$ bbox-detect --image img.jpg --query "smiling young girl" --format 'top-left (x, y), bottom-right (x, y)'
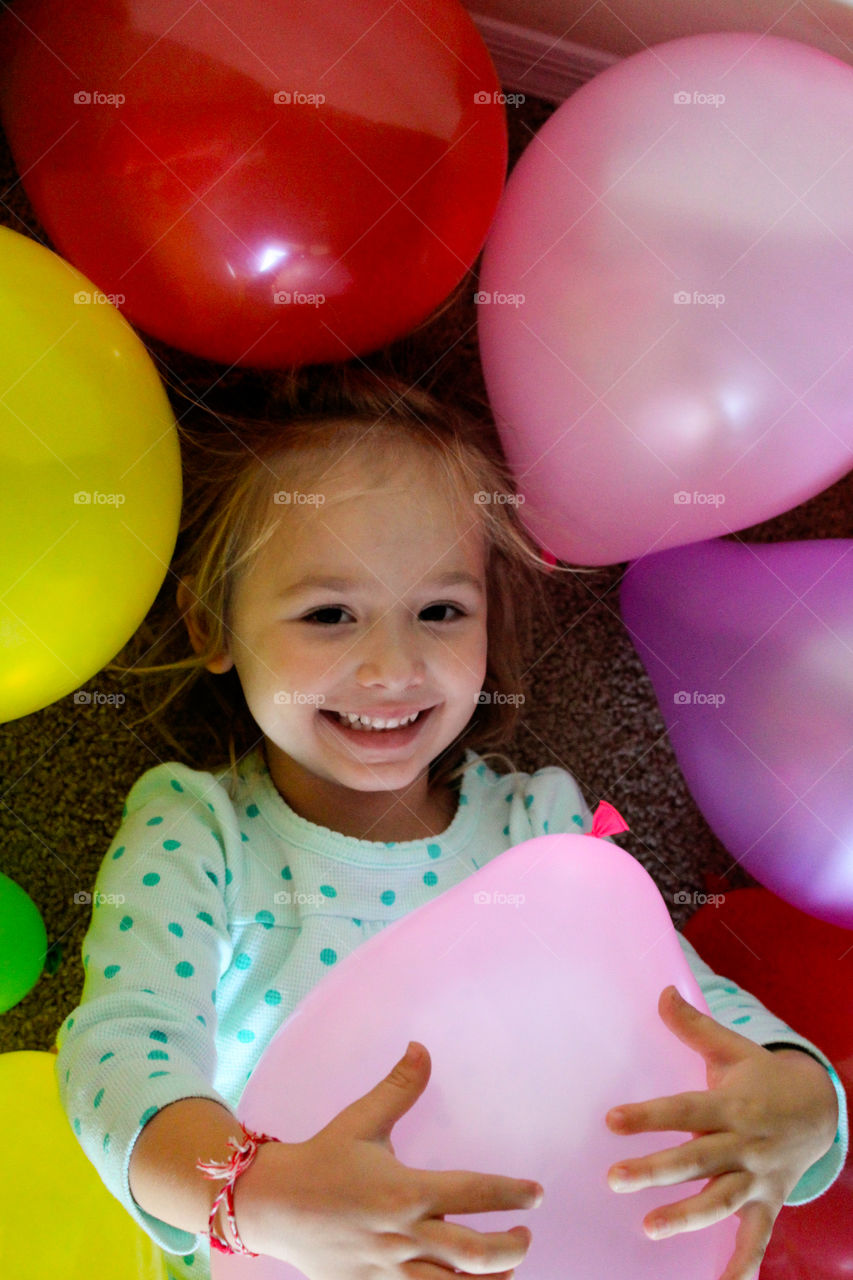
top-left (56, 367), bottom-right (846, 1280)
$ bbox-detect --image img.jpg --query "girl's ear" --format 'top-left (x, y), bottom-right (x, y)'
top-left (176, 576), bottom-right (233, 674)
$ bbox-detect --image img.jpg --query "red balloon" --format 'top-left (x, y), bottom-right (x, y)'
top-left (0, 1), bottom-right (506, 367)
top-left (683, 887), bottom-right (853, 1279)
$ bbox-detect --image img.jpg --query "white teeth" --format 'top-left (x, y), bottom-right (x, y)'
top-left (335, 710), bottom-right (421, 730)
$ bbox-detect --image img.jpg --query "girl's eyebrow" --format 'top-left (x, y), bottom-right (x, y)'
top-left (277, 571), bottom-right (483, 598)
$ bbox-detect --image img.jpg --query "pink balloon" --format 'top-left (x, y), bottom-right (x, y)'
top-left (215, 833), bottom-right (737, 1279)
top-left (620, 539), bottom-right (853, 929)
top-left (477, 33), bottom-right (853, 565)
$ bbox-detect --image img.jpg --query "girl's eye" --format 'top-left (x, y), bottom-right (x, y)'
top-left (300, 604), bottom-right (465, 626)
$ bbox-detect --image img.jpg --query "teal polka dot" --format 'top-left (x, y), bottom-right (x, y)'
top-left (246, 803), bottom-right (260, 818)
top-left (476, 764), bottom-right (486, 776)
top-left (264, 989), bottom-right (282, 1005)
top-left (235, 953), bottom-right (252, 970)
top-left (170, 779), bottom-right (184, 793)
top-left (320, 885), bottom-right (337, 898)
top-left (99, 1052), bottom-right (115, 1064)
top-left (142, 988), bottom-right (155, 994)
top-left (426, 843), bottom-right (441, 859)
top-left (163, 839), bottom-right (181, 851)
top-left (168, 922), bottom-right (183, 938)
top-left (67, 1017), bottom-right (74, 1029)
top-left (176, 961), bottom-right (194, 979)
top-left (723, 985), bottom-right (738, 994)
top-left (423, 871), bottom-right (438, 886)
top-left (121, 804), bottom-right (128, 818)
top-left (352, 918), bottom-right (361, 926)
top-left (196, 1015), bottom-right (206, 1026)
top-left (211, 831), bottom-right (225, 853)
top-left (103, 1133), bottom-right (111, 1154)
top-left (104, 964), bottom-right (121, 979)
top-left (320, 948), bottom-right (337, 965)
top-left (240, 832), bottom-right (249, 842)
top-left (505, 793), bottom-right (513, 802)
top-left (237, 1029), bottom-right (255, 1043)
top-left (205, 869), bottom-right (219, 886)
top-left (571, 814), bottom-right (584, 828)
top-left (140, 1106), bottom-right (158, 1126)
top-left (380, 890), bottom-right (395, 905)
top-left (111, 846), bottom-right (125, 860)
top-left (733, 1015), bottom-right (752, 1024)
top-left (384, 841), bottom-right (396, 848)
top-left (255, 910), bottom-right (274, 928)
top-left (119, 916), bottom-right (133, 931)
top-left (149, 1071), bottom-right (169, 1079)
top-left (93, 1088), bottom-right (104, 1109)
top-left (207, 802), bottom-right (214, 812)
top-left (142, 873), bottom-right (160, 887)
top-left (502, 825), bottom-right (510, 836)
top-left (149, 1030), bottom-right (168, 1043)
top-left (181, 1254), bottom-right (196, 1267)
top-left (543, 820), bottom-right (549, 833)
top-left (73, 1117), bottom-right (81, 1135)
top-left (225, 867), bottom-right (233, 886)
top-left (197, 911), bottom-right (213, 926)
top-left (281, 865), bottom-right (292, 880)
top-left (148, 1050), bottom-right (169, 1061)
top-left (146, 816), bottom-right (164, 826)
top-left (459, 794), bottom-right (468, 804)
top-left (524, 795), bottom-right (533, 809)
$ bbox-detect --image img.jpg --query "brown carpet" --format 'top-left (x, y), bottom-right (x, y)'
top-left (2, 90), bottom-right (852, 1057)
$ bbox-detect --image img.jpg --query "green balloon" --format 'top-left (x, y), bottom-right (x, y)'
top-left (0, 872), bottom-right (47, 1013)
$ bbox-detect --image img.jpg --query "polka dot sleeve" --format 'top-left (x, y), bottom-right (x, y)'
top-left (677, 932), bottom-right (849, 1206)
top-left (54, 763), bottom-right (239, 1255)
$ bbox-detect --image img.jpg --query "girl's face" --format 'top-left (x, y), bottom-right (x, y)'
top-left (196, 446), bottom-right (489, 805)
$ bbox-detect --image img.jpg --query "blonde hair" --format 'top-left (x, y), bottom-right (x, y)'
top-left (108, 363), bottom-right (592, 801)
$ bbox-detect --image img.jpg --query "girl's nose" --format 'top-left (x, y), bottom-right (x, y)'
top-left (356, 620), bottom-right (426, 688)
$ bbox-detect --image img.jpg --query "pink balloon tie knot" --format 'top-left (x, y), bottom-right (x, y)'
top-left (587, 800), bottom-right (630, 839)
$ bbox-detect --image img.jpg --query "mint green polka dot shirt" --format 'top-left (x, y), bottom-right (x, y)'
top-left (54, 746), bottom-right (848, 1280)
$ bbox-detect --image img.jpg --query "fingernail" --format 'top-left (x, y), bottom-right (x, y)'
top-left (608, 1108), bottom-right (625, 1126)
top-left (608, 1166), bottom-right (631, 1191)
top-left (405, 1041), bottom-right (422, 1063)
top-left (527, 1182), bottom-right (544, 1206)
top-left (646, 1217), bottom-right (669, 1239)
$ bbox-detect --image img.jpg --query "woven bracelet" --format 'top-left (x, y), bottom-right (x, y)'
top-left (197, 1125), bottom-right (281, 1255)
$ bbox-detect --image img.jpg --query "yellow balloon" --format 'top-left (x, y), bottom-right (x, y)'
top-left (0, 1052), bottom-right (168, 1279)
top-left (0, 227), bottom-right (181, 722)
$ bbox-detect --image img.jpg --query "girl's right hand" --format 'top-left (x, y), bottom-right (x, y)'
top-left (231, 1040), bottom-right (543, 1280)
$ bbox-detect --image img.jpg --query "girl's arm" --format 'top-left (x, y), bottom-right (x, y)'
top-left (128, 1096), bottom-right (246, 1244)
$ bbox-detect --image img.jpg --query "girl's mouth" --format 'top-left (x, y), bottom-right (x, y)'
top-left (318, 705), bottom-right (435, 749)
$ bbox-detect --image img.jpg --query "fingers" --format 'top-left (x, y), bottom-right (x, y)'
top-left (717, 1201), bottom-right (776, 1280)
top-left (608, 1131), bottom-right (736, 1191)
top-left (419, 1169), bottom-right (543, 1218)
top-left (606, 1088), bottom-right (721, 1135)
top-left (637, 1169), bottom-right (754, 1239)
top-left (658, 987), bottom-right (757, 1069)
top-left (410, 1219), bottom-right (533, 1276)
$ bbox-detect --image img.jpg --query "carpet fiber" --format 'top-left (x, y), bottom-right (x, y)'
top-left (2, 92), bottom-right (851, 1056)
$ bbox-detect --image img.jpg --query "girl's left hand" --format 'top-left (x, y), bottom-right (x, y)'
top-left (605, 984), bottom-right (840, 1280)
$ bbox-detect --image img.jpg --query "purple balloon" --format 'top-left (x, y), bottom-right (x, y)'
top-left (620, 539), bottom-right (853, 929)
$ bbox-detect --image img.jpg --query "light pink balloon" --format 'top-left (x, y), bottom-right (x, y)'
top-left (215, 834), bottom-right (737, 1279)
top-left (477, 33), bottom-right (853, 566)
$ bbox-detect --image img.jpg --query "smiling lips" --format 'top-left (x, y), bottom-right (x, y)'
top-left (319, 706), bottom-right (435, 739)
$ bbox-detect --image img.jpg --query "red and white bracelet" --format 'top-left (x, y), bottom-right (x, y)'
top-left (197, 1125), bottom-right (281, 1255)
